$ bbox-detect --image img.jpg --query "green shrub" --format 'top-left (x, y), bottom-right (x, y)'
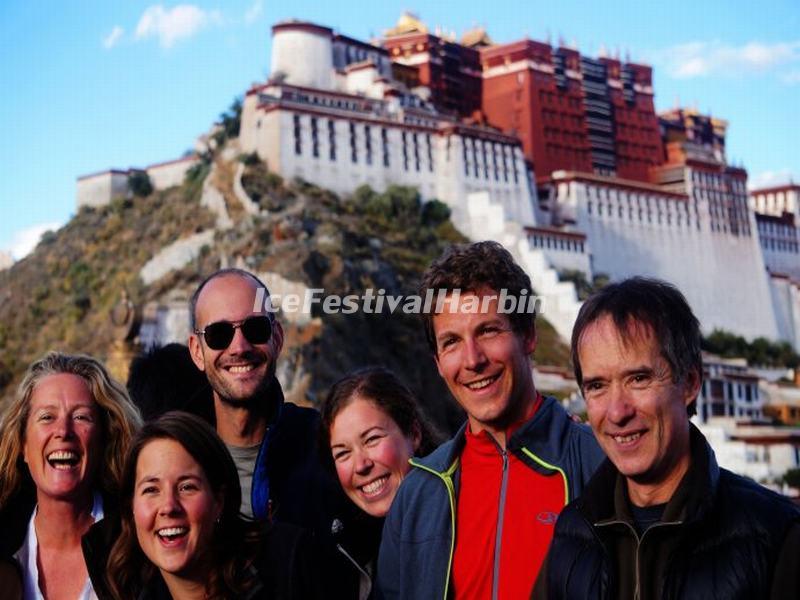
top-left (128, 171), bottom-right (153, 197)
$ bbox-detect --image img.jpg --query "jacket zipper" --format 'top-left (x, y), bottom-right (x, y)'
top-left (519, 447), bottom-right (570, 505)
top-left (409, 457), bottom-right (460, 600)
top-left (595, 518), bottom-right (682, 599)
top-left (491, 449), bottom-right (510, 600)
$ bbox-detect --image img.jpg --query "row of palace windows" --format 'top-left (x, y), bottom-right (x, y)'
top-left (528, 234), bottom-right (585, 253)
top-left (587, 199), bottom-right (700, 230)
top-left (761, 237), bottom-right (800, 253)
top-left (461, 138), bottom-right (519, 184)
top-left (292, 115), bottom-right (434, 173)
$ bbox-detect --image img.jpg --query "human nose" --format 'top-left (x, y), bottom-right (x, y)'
top-left (158, 488), bottom-right (184, 516)
top-left (226, 325), bottom-right (253, 353)
top-left (463, 337), bottom-right (488, 370)
top-left (354, 449), bottom-right (373, 475)
top-left (606, 384), bottom-right (636, 425)
top-left (54, 415), bottom-right (75, 439)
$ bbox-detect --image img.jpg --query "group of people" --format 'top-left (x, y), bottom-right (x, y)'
top-left (0, 240), bottom-right (798, 599)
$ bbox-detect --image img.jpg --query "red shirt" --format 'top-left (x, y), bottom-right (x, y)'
top-left (451, 395), bottom-right (566, 599)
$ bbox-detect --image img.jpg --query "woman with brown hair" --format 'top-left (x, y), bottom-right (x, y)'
top-left (0, 351), bottom-right (142, 600)
top-left (106, 411), bottom-right (316, 600)
top-left (320, 366), bottom-right (441, 600)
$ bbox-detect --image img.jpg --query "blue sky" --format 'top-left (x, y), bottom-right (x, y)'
top-left (2, 1), bottom-right (799, 259)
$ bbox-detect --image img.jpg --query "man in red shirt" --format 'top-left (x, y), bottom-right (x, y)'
top-left (377, 241), bottom-right (605, 599)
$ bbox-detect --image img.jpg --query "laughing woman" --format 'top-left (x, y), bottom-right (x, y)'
top-left (0, 352), bottom-right (142, 600)
top-left (106, 411), bottom-right (317, 600)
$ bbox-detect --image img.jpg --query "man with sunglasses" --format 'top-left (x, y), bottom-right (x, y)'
top-left (187, 268), bottom-right (347, 537)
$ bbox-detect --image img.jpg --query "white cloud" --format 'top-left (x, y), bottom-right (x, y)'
top-left (655, 40), bottom-right (800, 80)
top-left (135, 4), bottom-right (221, 48)
top-left (4, 222), bottom-right (63, 261)
top-left (102, 25), bottom-right (124, 49)
top-left (781, 70), bottom-right (800, 85)
top-left (244, 0), bottom-right (262, 25)
top-left (748, 169), bottom-right (796, 190)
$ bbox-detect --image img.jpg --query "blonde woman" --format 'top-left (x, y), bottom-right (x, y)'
top-left (0, 352), bottom-right (142, 600)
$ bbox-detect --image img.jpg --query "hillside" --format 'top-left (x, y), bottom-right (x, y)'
top-left (0, 148), bottom-right (571, 431)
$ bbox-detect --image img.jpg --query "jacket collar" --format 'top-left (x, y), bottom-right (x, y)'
top-left (411, 395), bottom-right (572, 475)
top-left (580, 423), bottom-right (720, 526)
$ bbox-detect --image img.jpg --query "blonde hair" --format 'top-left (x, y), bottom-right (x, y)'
top-left (0, 352), bottom-right (142, 506)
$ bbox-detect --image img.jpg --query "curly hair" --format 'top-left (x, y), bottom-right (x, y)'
top-left (0, 352), bottom-right (142, 507)
top-left (106, 411), bottom-right (261, 600)
top-left (320, 366), bottom-right (443, 471)
top-left (419, 241), bottom-right (536, 354)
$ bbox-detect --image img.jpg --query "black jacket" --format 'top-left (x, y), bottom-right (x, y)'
top-left (330, 509), bottom-right (385, 600)
top-left (181, 376), bottom-right (348, 536)
top-left (132, 521), bottom-right (319, 599)
top-left (534, 425), bottom-right (800, 600)
top-left (0, 481), bottom-right (116, 600)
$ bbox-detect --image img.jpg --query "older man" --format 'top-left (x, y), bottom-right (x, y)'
top-left (378, 241), bottom-right (604, 600)
top-left (533, 277), bottom-right (800, 599)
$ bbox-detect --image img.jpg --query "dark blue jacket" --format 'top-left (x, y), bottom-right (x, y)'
top-left (376, 395), bottom-right (605, 600)
top-left (182, 376), bottom-right (348, 536)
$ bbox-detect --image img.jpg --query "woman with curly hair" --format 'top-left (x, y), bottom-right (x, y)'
top-left (106, 411), bottom-right (317, 600)
top-left (0, 351), bottom-right (142, 600)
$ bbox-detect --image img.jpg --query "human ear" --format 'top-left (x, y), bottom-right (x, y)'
top-left (188, 334), bottom-right (206, 372)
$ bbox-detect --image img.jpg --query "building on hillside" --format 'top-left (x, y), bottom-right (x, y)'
top-left (696, 353), bottom-right (764, 423)
top-left (76, 155), bottom-right (198, 208)
top-left (478, 42), bottom-right (662, 182)
top-left (73, 13), bottom-right (800, 353)
top-left (240, 20), bottom-right (537, 232)
top-left (755, 212), bottom-right (800, 279)
top-left (750, 183), bottom-right (800, 217)
top-left (698, 419), bottom-right (800, 485)
top-left (763, 379), bottom-right (800, 426)
top-left (382, 12), bottom-right (483, 118)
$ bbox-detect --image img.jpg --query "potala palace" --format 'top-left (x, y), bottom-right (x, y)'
top-left (76, 14), bottom-right (800, 352)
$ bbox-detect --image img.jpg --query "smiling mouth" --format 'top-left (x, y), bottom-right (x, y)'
top-left (464, 373), bottom-right (500, 391)
top-left (360, 475), bottom-right (389, 497)
top-left (612, 432), bottom-right (643, 445)
top-left (47, 450), bottom-right (80, 470)
top-left (157, 526), bottom-right (189, 542)
top-left (225, 364), bottom-right (258, 374)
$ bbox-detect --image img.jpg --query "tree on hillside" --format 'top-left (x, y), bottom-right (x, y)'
top-left (128, 171), bottom-right (153, 197)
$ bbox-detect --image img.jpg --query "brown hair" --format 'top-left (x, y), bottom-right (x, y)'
top-left (0, 352), bottom-right (142, 507)
top-left (106, 411), bottom-right (261, 600)
top-left (320, 366), bottom-right (442, 469)
top-left (419, 241), bottom-right (536, 354)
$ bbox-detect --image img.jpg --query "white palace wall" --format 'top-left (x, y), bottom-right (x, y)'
top-left (559, 177), bottom-right (780, 340)
top-left (241, 98), bottom-right (536, 229)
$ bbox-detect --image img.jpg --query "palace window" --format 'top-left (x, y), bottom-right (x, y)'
top-left (293, 114), bottom-right (301, 155)
top-left (381, 128), bottom-right (390, 167)
top-left (311, 117), bottom-right (319, 158)
top-left (402, 131), bottom-right (409, 171)
top-left (426, 134), bottom-right (433, 172)
top-left (328, 120), bottom-right (336, 161)
top-left (365, 125), bottom-right (373, 165)
top-left (349, 122), bottom-right (357, 163)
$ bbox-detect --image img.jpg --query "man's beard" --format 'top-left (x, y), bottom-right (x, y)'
top-left (207, 351), bottom-right (276, 409)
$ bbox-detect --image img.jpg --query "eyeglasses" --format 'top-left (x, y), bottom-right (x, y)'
top-left (195, 315), bottom-right (273, 350)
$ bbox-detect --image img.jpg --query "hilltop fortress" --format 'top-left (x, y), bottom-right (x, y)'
top-left (77, 13), bottom-right (800, 349)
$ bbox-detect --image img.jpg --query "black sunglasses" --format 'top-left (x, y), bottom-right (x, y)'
top-left (195, 315), bottom-right (273, 350)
